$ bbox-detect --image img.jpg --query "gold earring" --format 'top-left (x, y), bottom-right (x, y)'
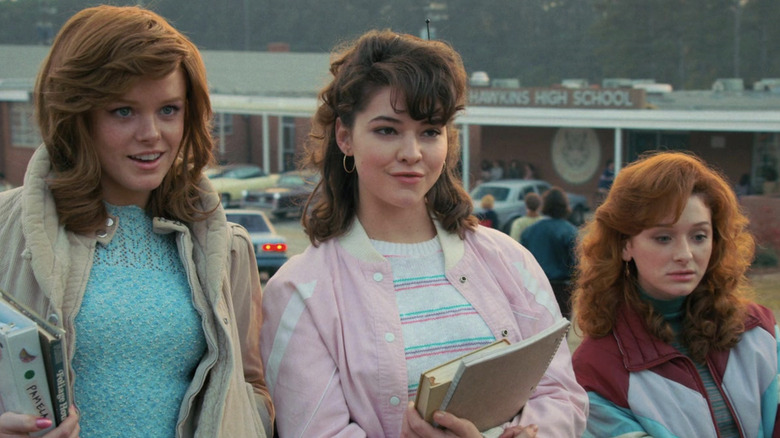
top-left (624, 261), bottom-right (631, 278)
top-left (343, 154), bottom-right (355, 174)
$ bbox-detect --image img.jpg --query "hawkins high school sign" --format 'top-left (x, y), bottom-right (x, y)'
top-left (468, 87), bottom-right (647, 109)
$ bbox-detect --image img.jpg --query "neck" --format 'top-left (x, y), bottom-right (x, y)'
top-left (357, 204), bottom-right (436, 243)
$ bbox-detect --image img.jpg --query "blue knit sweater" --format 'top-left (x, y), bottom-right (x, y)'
top-left (72, 205), bottom-right (206, 437)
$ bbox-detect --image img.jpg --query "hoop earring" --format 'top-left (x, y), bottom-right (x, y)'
top-left (343, 154), bottom-right (355, 174)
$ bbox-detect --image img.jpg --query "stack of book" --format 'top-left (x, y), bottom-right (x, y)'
top-left (0, 289), bottom-right (70, 435)
top-left (414, 317), bottom-right (571, 431)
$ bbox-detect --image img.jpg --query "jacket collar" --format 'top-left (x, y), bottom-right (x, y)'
top-left (613, 300), bottom-right (766, 372)
top-left (21, 145), bottom-right (228, 302)
top-left (338, 218), bottom-right (465, 270)
top-left (612, 303), bottom-right (682, 371)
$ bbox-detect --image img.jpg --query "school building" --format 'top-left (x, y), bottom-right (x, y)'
top-left (2, 44), bottom-right (780, 204)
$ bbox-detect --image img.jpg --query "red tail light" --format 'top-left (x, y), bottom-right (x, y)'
top-left (261, 243), bottom-right (287, 252)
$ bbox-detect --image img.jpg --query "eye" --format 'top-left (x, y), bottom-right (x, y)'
top-left (375, 127), bottom-right (397, 135)
top-left (160, 105), bottom-right (180, 116)
top-left (693, 232), bottom-right (710, 242)
top-left (653, 235), bottom-right (672, 243)
top-left (422, 128), bottom-right (442, 137)
top-left (112, 107), bottom-right (132, 117)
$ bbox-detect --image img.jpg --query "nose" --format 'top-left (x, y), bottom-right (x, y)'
top-left (673, 239), bottom-right (693, 263)
top-left (136, 114), bottom-right (161, 143)
top-left (398, 133), bottom-right (422, 163)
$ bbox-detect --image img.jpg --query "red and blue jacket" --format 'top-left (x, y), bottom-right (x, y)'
top-left (573, 302), bottom-right (780, 438)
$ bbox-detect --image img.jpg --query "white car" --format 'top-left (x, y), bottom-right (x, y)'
top-left (470, 179), bottom-right (589, 233)
top-left (225, 209), bottom-right (288, 276)
top-left (207, 164), bottom-right (279, 208)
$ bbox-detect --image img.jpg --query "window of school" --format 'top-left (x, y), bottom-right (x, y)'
top-left (10, 102), bottom-right (41, 148)
top-left (213, 112), bottom-right (234, 136)
top-left (754, 132), bottom-right (780, 186)
top-left (281, 116), bottom-right (296, 171)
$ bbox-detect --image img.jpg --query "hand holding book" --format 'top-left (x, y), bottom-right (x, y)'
top-left (413, 318), bottom-right (571, 432)
top-left (0, 288), bottom-right (71, 436)
top-left (0, 404), bottom-right (80, 437)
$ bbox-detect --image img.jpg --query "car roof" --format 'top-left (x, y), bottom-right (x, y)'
top-left (280, 169), bottom-right (318, 176)
top-left (475, 179), bottom-right (548, 188)
top-left (225, 208), bottom-right (271, 217)
top-left (225, 209), bottom-right (279, 232)
top-left (220, 163), bottom-right (259, 170)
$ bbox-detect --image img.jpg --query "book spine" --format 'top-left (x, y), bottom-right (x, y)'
top-left (0, 326), bottom-right (56, 436)
top-left (40, 334), bottom-right (69, 425)
top-left (439, 361), bottom-right (467, 410)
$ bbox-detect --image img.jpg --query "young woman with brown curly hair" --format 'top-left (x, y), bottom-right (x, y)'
top-left (572, 151), bottom-right (779, 437)
top-left (259, 29), bottom-right (586, 438)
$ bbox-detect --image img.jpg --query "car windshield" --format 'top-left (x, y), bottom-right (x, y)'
top-left (470, 186), bottom-right (510, 202)
top-left (278, 174), bottom-right (305, 186)
top-left (226, 214), bottom-right (271, 233)
top-left (217, 166), bottom-right (265, 179)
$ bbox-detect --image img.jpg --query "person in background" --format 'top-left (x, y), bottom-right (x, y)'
top-left (476, 194), bottom-right (500, 229)
top-left (489, 159), bottom-right (505, 181)
top-left (0, 172), bottom-right (12, 192)
top-left (596, 159), bottom-right (615, 205)
top-left (259, 29), bottom-right (586, 438)
top-left (735, 172), bottom-right (752, 197)
top-left (509, 192), bottom-right (542, 242)
top-left (522, 162), bottom-right (537, 180)
top-left (571, 151), bottom-right (779, 437)
top-left (506, 159), bottom-right (523, 179)
top-left (521, 188), bottom-right (578, 318)
top-left (479, 159), bottom-right (493, 184)
top-left (0, 6), bottom-right (273, 437)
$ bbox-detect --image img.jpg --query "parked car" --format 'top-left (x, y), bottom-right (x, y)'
top-left (225, 209), bottom-right (288, 276)
top-left (207, 164), bottom-right (279, 208)
top-left (240, 170), bottom-right (320, 219)
top-left (470, 179), bottom-right (589, 233)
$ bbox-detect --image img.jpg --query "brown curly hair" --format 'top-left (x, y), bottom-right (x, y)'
top-left (34, 5), bottom-right (215, 234)
top-left (572, 151), bottom-right (755, 362)
top-left (301, 29), bottom-right (477, 245)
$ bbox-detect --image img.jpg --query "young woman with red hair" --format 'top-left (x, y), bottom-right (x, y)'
top-left (572, 151), bottom-right (779, 437)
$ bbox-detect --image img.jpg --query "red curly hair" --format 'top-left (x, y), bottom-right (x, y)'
top-left (572, 151), bottom-right (755, 362)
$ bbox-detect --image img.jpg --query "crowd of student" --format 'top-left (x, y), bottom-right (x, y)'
top-left (0, 5), bottom-right (777, 438)
top-left (478, 160), bottom-right (538, 184)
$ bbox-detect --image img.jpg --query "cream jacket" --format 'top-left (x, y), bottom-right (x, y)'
top-left (0, 146), bottom-right (273, 437)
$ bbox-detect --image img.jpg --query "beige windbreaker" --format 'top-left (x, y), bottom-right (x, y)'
top-left (0, 146), bottom-right (273, 437)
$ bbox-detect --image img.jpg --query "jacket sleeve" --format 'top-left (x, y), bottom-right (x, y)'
top-left (227, 224), bottom-right (275, 436)
top-left (491, 233), bottom-right (588, 436)
top-left (260, 270), bottom-right (369, 437)
top-left (583, 392), bottom-right (653, 438)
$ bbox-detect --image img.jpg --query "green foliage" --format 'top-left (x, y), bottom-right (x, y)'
top-left (753, 246), bottom-right (779, 268)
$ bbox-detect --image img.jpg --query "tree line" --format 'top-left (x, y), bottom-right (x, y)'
top-left (2, 0), bottom-right (778, 90)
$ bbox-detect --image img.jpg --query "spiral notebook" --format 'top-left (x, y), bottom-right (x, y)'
top-left (415, 318), bottom-right (571, 431)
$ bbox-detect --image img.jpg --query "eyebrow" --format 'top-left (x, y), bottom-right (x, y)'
top-left (368, 115), bottom-right (402, 124)
top-left (653, 221), bottom-right (712, 229)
